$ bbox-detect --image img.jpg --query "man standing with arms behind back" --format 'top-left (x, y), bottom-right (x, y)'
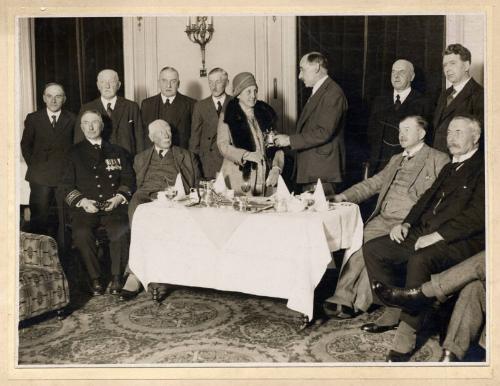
top-left (274, 52), bottom-right (348, 195)
top-left (432, 44), bottom-right (483, 153)
top-left (189, 68), bottom-right (231, 179)
top-left (141, 67), bottom-right (196, 150)
top-left (21, 83), bottom-right (76, 237)
top-left (367, 59), bottom-right (431, 174)
top-left (74, 69), bottom-right (144, 155)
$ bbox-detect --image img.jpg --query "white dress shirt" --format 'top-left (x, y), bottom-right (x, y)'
top-left (101, 96), bottom-right (117, 110)
top-left (393, 87), bottom-right (412, 104)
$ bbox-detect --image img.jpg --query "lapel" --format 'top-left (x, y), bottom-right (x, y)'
top-left (436, 78), bottom-right (477, 124)
top-left (54, 110), bottom-right (70, 133)
top-left (377, 153), bottom-right (404, 206)
top-left (94, 98), bottom-right (108, 117)
top-left (440, 150), bottom-right (482, 195)
top-left (405, 144), bottom-right (432, 189)
top-left (297, 77), bottom-right (332, 132)
top-left (112, 97), bottom-right (127, 125)
top-left (153, 94), bottom-right (163, 119)
top-left (39, 110), bottom-right (54, 132)
top-left (138, 147), bottom-right (155, 186)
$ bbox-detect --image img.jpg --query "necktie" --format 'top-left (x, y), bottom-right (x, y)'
top-left (106, 102), bottom-right (113, 117)
top-left (159, 150), bottom-right (165, 159)
top-left (394, 94), bottom-right (401, 111)
top-left (164, 98), bottom-right (170, 107)
top-left (446, 88), bottom-right (457, 107)
top-left (51, 115), bottom-right (57, 128)
top-left (216, 101), bottom-right (222, 116)
top-left (93, 144), bottom-right (101, 150)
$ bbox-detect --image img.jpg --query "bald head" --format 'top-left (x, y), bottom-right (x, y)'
top-left (391, 59), bottom-right (415, 92)
top-left (148, 119), bottom-right (172, 150)
top-left (97, 69), bottom-right (121, 100)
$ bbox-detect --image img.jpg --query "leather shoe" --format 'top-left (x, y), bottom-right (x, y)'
top-left (323, 303), bottom-right (355, 319)
top-left (110, 275), bottom-right (122, 296)
top-left (386, 349), bottom-right (413, 362)
top-left (91, 278), bottom-right (104, 296)
top-left (439, 349), bottom-right (459, 362)
top-left (119, 288), bottom-right (140, 301)
top-left (361, 322), bottom-right (397, 333)
top-left (372, 281), bottom-right (430, 313)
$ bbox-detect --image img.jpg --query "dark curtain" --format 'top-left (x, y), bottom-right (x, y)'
top-left (297, 15), bottom-right (445, 185)
top-left (35, 17), bottom-right (124, 115)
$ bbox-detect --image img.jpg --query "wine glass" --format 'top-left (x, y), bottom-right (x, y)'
top-left (241, 181), bottom-right (251, 195)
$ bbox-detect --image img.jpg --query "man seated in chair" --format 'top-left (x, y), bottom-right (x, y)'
top-left (323, 115), bottom-right (449, 319)
top-left (363, 115), bottom-right (484, 362)
top-left (60, 110), bottom-right (135, 296)
top-left (120, 119), bottom-right (201, 301)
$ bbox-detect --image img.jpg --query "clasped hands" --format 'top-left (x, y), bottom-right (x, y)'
top-left (389, 223), bottom-right (444, 250)
top-left (79, 195), bottom-right (125, 213)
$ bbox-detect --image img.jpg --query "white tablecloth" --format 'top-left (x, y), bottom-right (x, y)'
top-left (129, 202), bottom-right (363, 319)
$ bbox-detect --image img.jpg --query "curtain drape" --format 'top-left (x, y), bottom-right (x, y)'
top-left (34, 17), bottom-right (124, 115)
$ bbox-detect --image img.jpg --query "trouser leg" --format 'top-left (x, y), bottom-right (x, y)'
top-left (427, 251), bottom-right (485, 302)
top-left (328, 215), bottom-right (397, 311)
top-left (29, 182), bottom-right (54, 235)
top-left (71, 211), bottom-right (100, 279)
top-left (102, 211), bottom-right (130, 276)
top-left (442, 281), bottom-right (486, 360)
top-left (400, 238), bottom-right (484, 330)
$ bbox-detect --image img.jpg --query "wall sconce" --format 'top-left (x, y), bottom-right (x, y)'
top-left (185, 16), bottom-right (214, 77)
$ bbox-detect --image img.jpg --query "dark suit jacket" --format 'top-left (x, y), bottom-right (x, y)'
top-left (432, 78), bottom-right (484, 153)
top-left (21, 109), bottom-right (76, 186)
top-left (368, 89), bottom-right (431, 174)
top-left (134, 145), bottom-right (201, 195)
top-left (404, 149), bottom-right (484, 245)
top-left (74, 97), bottom-right (144, 155)
top-left (141, 93), bottom-right (196, 150)
top-left (60, 140), bottom-right (135, 207)
top-left (289, 76), bottom-right (348, 184)
top-left (189, 95), bottom-right (231, 179)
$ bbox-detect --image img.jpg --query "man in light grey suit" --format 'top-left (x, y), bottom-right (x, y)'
top-left (323, 115), bottom-right (449, 320)
top-left (189, 68), bottom-right (231, 179)
top-left (274, 52), bottom-right (348, 194)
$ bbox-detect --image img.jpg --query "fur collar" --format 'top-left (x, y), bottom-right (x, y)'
top-left (223, 99), bottom-right (276, 151)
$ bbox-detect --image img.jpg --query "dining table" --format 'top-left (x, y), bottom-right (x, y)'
top-left (129, 198), bottom-right (364, 324)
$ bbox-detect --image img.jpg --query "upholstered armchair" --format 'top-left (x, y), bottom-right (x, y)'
top-left (19, 232), bottom-right (70, 322)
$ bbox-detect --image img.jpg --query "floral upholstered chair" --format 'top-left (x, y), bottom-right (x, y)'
top-left (19, 232), bottom-right (70, 322)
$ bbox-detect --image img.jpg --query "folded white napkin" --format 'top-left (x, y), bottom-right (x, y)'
top-left (312, 178), bottom-right (329, 212)
top-left (213, 171), bottom-right (228, 195)
top-left (174, 173), bottom-right (186, 200)
top-left (276, 175), bottom-right (291, 201)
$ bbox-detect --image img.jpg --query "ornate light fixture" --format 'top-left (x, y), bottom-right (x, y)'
top-left (185, 16), bottom-right (215, 77)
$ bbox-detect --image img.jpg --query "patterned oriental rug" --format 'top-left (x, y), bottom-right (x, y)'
top-left (18, 284), bottom-right (447, 365)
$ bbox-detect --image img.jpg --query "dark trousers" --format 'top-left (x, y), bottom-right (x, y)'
top-left (128, 189), bottom-right (156, 224)
top-left (363, 227), bottom-right (484, 330)
top-left (71, 207), bottom-right (129, 280)
top-left (28, 182), bottom-right (62, 236)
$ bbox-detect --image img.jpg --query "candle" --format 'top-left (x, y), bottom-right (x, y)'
top-left (210, 16), bottom-right (213, 26)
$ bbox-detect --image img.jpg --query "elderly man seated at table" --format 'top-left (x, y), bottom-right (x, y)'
top-left (120, 119), bottom-right (201, 300)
